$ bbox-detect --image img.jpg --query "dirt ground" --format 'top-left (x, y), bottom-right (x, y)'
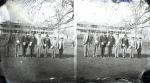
top-left (77, 35), bottom-right (150, 83)
top-left (0, 44), bottom-right (75, 83)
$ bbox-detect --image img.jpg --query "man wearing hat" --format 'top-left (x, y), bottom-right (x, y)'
top-left (58, 37), bottom-right (64, 57)
top-left (15, 31), bottom-right (21, 57)
top-left (129, 37), bottom-right (136, 58)
top-left (93, 32), bottom-right (100, 57)
top-left (36, 33), bottom-right (42, 57)
top-left (42, 34), bottom-right (51, 57)
top-left (83, 30), bottom-right (90, 57)
top-left (114, 33), bottom-right (121, 58)
top-left (100, 32), bottom-right (108, 57)
top-left (21, 33), bottom-right (30, 56)
top-left (136, 37), bottom-right (142, 57)
top-left (107, 31), bottom-right (115, 57)
top-left (121, 34), bottom-right (129, 58)
top-left (51, 37), bottom-right (58, 58)
top-left (28, 33), bottom-right (37, 57)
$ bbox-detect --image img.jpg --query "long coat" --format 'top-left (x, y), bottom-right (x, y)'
top-left (83, 33), bottom-right (90, 45)
top-left (107, 35), bottom-right (115, 47)
top-left (42, 37), bottom-right (51, 49)
top-left (29, 35), bottom-right (37, 48)
top-left (100, 35), bottom-right (108, 47)
top-left (121, 38), bottom-right (129, 48)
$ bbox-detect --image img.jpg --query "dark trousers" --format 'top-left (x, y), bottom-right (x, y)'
top-left (59, 48), bottom-right (63, 57)
top-left (22, 45), bottom-right (27, 56)
top-left (101, 46), bottom-right (106, 57)
top-left (108, 47), bottom-right (113, 57)
top-left (5, 45), bottom-right (10, 57)
top-left (43, 46), bottom-right (49, 57)
top-left (30, 46), bottom-right (35, 56)
top-left (137, 48), bottom-right (142, 57)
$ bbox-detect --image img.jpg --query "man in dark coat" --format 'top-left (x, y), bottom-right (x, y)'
top-left (42, 34), bottom-right (51, 57)
top-left (136, 37), bottom-right (142, 57)
top-left (121, 34), bottom-right (129, 58)
top-left (21, 33), bottom-right (30, 56)
top-left (100, 32), bottom-right (108, 57)
top-left (28, 33), bottom-right (37, 57)
top-left (107, 32), bottom-right (115, 57)
top-left (58, 37), bottom-right (64, 57)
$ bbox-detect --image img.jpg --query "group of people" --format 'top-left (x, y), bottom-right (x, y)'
top-left (6, 32), bottom-right (65, 58)
top-left (83, 31), bottom-right (142, 58)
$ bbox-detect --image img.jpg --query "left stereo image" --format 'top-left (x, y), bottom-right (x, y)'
top-left (0, 0), bottom-right (76, 83)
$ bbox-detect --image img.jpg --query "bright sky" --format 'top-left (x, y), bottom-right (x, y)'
top-left (0, 0), bottom-right (57, 26)
top-left (75, 0), bottom-right (140, 26)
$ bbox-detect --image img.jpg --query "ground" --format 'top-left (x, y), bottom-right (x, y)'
top-left (0, 44), bottom-right (75, 83)
top-left (77, 35), bottom-right (150, 82)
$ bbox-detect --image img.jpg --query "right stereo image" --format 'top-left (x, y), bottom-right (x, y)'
top-left (76, 0), bottom-right (150, 83)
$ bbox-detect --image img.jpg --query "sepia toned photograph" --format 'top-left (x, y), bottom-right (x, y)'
top-left (76, 0), bottom-right (150, 83)
top-left (0, 0), bottom-right (75, 83)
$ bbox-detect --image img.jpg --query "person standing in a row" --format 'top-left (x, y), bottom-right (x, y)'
top-left (42, 34), bottom-right (51, 57)
top-left (129, 37), bottom-right (136, 58)
top-left (114, 33), bottom-right (121, 58)
top-left (51, 37), bottom-right (58, 58)
top-left (121, 34), bottom-right (129, 58)
top-left (15, 32), bottom-right (21, 57)
top-left (28, 33), bottom-right (37, 57)
top-left (36, 33), bottom-right (42, 57)
top-left (83, 31), bottom-right (90, 57)
top-left (21, 33), bottom-right (30, 56)
top-left (100, 32), bottom-right (108, 57)
top-left (107, 32), bottom-right (115, 57)
top-left (136, 37), bottom-right (142, 57)
top-left (93, 33), bottom-right (100, 57)
top-left (58, 37), bottom-right (64, 57)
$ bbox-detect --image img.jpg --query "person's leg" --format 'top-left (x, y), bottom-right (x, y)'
top-left (84, 45), bottom-right (88, 57)
top-left (101, 47), bottom-right (104, 57)
top-left (46, 47), bottom-right (48, 57)
top-left (93, 44), bottom-right (96, 57)
top-left (22, 46), bottom-right (25, 56)
top-left (95, 44), bottom-right (98, 57)
top-left (122, 48), bottom-right (125, 58)
top-left (31, 47), bottom-right (35, 57)
top-left (37, 47), bottom-right (39, 57)
top-left (115, 47), bottom-right (118, 58)
top-left (110, 47), bottom-right (112, 57)
top-left (130, 47), bottom-right (134, 58)
top-left (59, 49), bottom-right (63, 57)
top-left (108, 47), bottom-right (111, 57)
top-left (54, 48), bottom-right (56, 58)
top-left (15, 45), bottom-right (18, 57)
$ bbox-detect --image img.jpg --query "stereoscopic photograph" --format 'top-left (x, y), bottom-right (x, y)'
top-left (0, 0), bottom-right (75, 83)
top-left (76, 0), bottom-right (150, 83)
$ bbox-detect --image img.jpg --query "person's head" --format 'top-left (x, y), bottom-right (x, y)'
top-left (139, 37), bottom-right (142, 41)
top-left (87, 30), bottom-right (90, 33)
top-left (132, 37), bottom-right (135, 40)
top-left (116, 33), bottom-right (119, 38)
top-left (60, 37), bottom-right (64, 41)
top-left (124, 34), bottom-right (127, 38)
top-left (38, 33), bottom-right (41, 37)
top-left (54, 37), bottom-right (56, 40)
top-left (46, 34), bottom-right (49, 37)
top-left (109, 31), bottom-right (113, 36)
